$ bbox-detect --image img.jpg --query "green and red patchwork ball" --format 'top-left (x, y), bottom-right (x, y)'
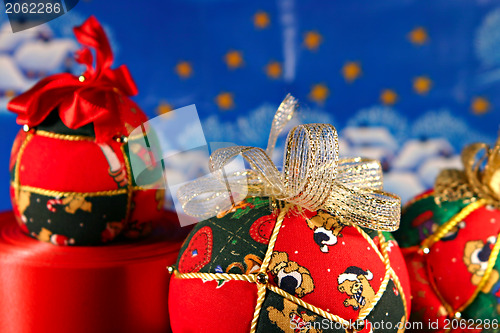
top-left (394, 190), bottom-right (500, 332)
top-left (169, 196), bottom-right (411, 333)
top-left (8, 107), bottom-right (165, 246)
top-left (8, 16), bottom-right (165, 246)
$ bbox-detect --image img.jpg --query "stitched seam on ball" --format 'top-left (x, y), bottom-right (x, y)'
top-left (356, 228), bottom-right (393, 321)
top-left (179, 228), bottom-right (212, 273)
top-left (379, 231), bottom-right (409, 323)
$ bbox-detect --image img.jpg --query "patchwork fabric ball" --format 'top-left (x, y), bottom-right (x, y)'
top-left (394, 139), bottom-right (500, 332)
top-left (169, 197), bottom-right (411, 333)
top-left (8, 16), bottom-right (164, 246)
top-left (395, 191), bottom-right (500, 332)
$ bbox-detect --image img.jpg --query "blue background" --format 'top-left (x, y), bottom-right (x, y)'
top-left (1, 0), bottom-right (500, 209)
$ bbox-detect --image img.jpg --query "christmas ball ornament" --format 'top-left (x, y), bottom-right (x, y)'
top-left (169, 96), bottom-right (410, 333)
top-left (8, 16), bottom-right (164, 246)
top-left (394, 138), bottom-right (500, 332)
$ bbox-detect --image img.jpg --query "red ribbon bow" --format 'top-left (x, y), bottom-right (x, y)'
top-left (8, 16), bottom-right (139, 143)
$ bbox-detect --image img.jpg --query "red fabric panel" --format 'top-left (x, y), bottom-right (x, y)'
top-left (169, 277), bottom-right (257, 333)
top-left (18, 135), bottom-right (126, 192)
top-left (404, 249), bottom-right (448, 331)
top-left (427, 205), bottom-right (500, 310)
top-left (130, 189), bottom-right (165, 225)
top-left (272, 213), bottom-right (386, 321)
top-left (9, 130), bottom-right (26, 171)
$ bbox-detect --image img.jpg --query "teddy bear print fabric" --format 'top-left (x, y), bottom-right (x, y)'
top-left (395, 191), bottom-right (500, 330)
top-left (170, 197), bottom-right (410, 332)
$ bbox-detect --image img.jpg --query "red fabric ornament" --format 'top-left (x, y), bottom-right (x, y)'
top-left (396, 191), bottom-right (500, 332)
top-left (7, 16), bottom-right (165, 245)
top-left (169, 197), bottom-right (411, 333)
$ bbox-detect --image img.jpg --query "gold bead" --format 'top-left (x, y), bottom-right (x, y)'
top-left (354, 319), bottom-right (365, 331)
top-left (114, 136), bottom-right (128, 143)
top-left (256, 272), bottom-right (268, 285)
top-left (78, 75), bottom-right (86, 82)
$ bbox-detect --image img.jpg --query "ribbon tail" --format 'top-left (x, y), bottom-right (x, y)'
top-left (210, 145), bottom-right (286, 196)
top-left (75, 47), bottom-right (95, 76)
top-left (177, 171), bottom-right (249, 219)
top-left (266, 94), bottom-right (298, 157)
top-left (73, 15), bottom-right (114, 75)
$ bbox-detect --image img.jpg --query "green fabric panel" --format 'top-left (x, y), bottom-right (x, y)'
top-left (395, 194), bottom-right (468, 248)
top-left (36, 109), bottom-right (96, 136)
top-left (366, 279), bottom-right (406, 332)
top-left (22, 191), bottom-right (128, 245)
top-left (124, 127), bottom-right (164, 188)
top-left (176, 196), bottom-right (272, 274)
top-left (256, 290), bottom-right (345, 333)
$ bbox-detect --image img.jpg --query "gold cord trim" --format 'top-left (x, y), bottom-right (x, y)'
top-left (11, 183), bottom-right (147, 197)
top-left (173, 206), bottom-right (407, 331)
top-left (420, 200), bottom-right (486, 251)
top-left (249, 204), bottom-right (289, 333)
top-left (458, 230), bottom-right (500, 313)
top-left (34, 130), bottom-right (95, 142)
top-left (175, 271), bottom-right (257, 283)
top-left (352, 224), bottom-right (385, 263)
top-left (379, 232), bottom-right (409, 322)
top-left (261, 206), bottom-right (289, 272)
top-left (121, 144), bottom-right (134, 222)
top-left (14, 133), bottom-right (33, 201)
top-left (266, 285), bottom-right (350, 326)
top-left (251, 285), bottom-right (268, 331)
top-left (419, 199), bottom-right (494, 318)
top-left (357, 232), bottom-right (392, 321)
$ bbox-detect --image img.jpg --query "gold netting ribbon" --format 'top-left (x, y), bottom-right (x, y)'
top-left (435, 136), bottom-right (500, 208)
top-left (177, 94), bottom-right (401, 231)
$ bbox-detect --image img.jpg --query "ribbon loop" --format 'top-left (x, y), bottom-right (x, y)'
top-left (435, 136), bottom-right (500, 206)
top-left (178, 95), bottom-right (401, 231)
top-left (7, 16), bottom-right (142, 143)
top-left (282, 124), bottom-right (339, 211)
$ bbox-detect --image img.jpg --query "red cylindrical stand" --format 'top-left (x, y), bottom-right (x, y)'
top-left (0, 211), bottom-right (186, 333)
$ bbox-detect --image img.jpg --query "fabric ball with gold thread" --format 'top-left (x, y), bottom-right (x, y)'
top-left (8, 16), bottom-right (165, 246)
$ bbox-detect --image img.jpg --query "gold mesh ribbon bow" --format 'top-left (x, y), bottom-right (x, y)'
top-left (178, 95), bottom-right (401, 231)
top-left (435, 136), bottom-right (500, 207)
